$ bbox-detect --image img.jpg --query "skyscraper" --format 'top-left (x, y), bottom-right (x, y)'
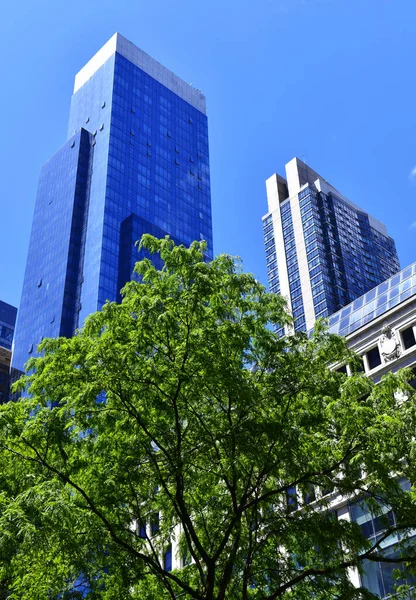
top-left (262, 157), bottom-right (399, 333)
top-left (0, 300), bottom-right (17, 402)
top-left (12, 33), bottom-right (212, 375)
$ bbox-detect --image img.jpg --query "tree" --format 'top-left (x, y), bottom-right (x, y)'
top-left (1, 236), bottom-right (416, 599)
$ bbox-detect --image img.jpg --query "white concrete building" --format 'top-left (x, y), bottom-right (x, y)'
top-left (324, 263), bottom-right (416, 597)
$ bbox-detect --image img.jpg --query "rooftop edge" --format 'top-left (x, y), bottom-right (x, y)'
top-left (73, 33), bottom-right (207, 115)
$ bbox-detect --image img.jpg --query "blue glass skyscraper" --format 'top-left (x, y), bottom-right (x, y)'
top-left (263, 158), bottom-right (399, 333)
top-left (0, 301), bottom-right (16, 353)
top-left (0, 300), bottom-right (17, 402)
top-left (12, 33), bottom-right (212, 374)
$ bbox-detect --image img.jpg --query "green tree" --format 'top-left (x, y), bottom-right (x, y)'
top-left (1, 236), bottom-right (416, 599)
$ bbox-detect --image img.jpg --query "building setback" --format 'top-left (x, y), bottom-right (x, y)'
top-left (12, 33), bottom-right (212, 376)
top-left (263, 158), bottom-right (399, 333)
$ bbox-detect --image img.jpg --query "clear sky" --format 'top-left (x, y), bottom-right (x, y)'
top-left (1, 0), bottom-right (416, 309)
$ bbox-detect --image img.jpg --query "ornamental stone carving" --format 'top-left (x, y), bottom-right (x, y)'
top-left (380, 323), bottom-right (401, 363)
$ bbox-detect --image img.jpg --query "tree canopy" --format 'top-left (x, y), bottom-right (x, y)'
top-left (1, 236), bottom-right (416, 599)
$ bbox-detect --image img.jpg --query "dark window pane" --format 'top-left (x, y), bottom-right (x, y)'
top-left (373, 510), bottom-right (394, 534)
top-left (151, 512), bottom-right (159, 535)
top-left (351, 358), bottom-right (365, 373)
top-left (138, 521), bottom-right (146, 539)
top-left (304, 484), bottom-right (316, 504)
top-left (286, 486), bottom-right (298, 511)
top-left (360, 519), bottom-right (374, 539)
top-left (402, 326), bottom-right (416, 350)
top-left (367, 346), bottom-right (381, 370)
top-left (164, 546), bottom-right (172, 571)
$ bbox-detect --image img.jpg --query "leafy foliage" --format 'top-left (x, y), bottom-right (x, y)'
top-left (1, 236), bottom-right (416, 599)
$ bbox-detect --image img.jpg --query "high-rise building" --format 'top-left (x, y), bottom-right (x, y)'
top-left (12, 33), bottom-right (212, 375)
top-left (0, 300), bottom-right (17, 402)
top-left (262, 157), bottom-right (399, 333)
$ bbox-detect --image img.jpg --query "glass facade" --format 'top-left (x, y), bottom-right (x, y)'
top-left (280, 199), bottom-right (306, 331)
top-left (299, 185), bottom-right (400, 325)
top-left (12, 35), bottom-right (212, 375)
top-left (0, 300), bottom-right (16, 352)
top-left (263, 214), bottom-right (279, 295)
top-left (263, 214), bottom-right (285, 336)
top-left (329, 263), bottom-right (416, 338)
top-left (0, 300), bottom-right (17, 403)
top-left (349, 480), bottom-right (416, 598)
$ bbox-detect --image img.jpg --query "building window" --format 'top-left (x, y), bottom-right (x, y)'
top-left (349, 494), bottom-right (416, 598)
top-left (164, 546), bottom-right (172, 572)
top-left (401, 326), bottom-right (416, 350)
top-left (351, 358), bottom-right (365, 373)
top-left (151, 513), bottom-right (159, 535)
top-left (366, 346), bottom-right (381, 370)
top-left (138, 521), bottom-right (146, 539)
top-left (336, 365), bottom-right (348, 374)
top-left (304, 484), bottom-right (316, 504)
top-left (321, 484), bottom-right (334, 497)
top-left (286, 486), bottom-right (297, 512)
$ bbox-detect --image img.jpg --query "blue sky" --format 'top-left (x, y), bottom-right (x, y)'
top-left (1, 0), bottom-right (416, 308)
